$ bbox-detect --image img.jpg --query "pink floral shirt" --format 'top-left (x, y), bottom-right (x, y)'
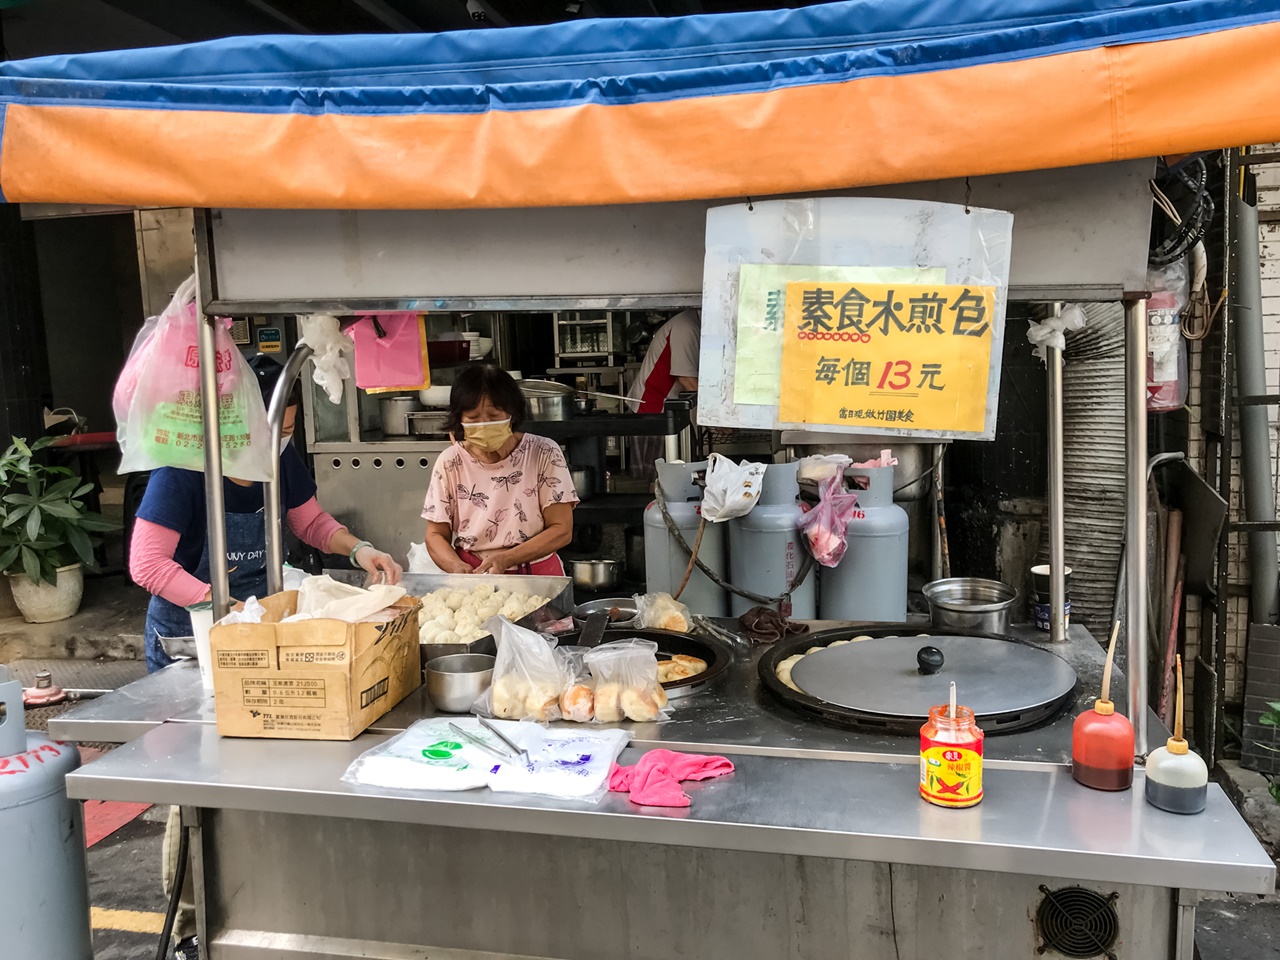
top-left (421, 434), bottom-right (579, 559)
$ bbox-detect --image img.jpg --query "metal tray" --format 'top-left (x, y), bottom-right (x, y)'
top-left (757, 624), bottom-right (1077, 736)
top-left (558, 626), bottom-right (733, 699)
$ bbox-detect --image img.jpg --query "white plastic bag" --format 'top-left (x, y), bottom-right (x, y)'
top-left (298, 314), bottom-right (352, 405)
top-left (797, 454), bottom-right (852, 484)
top-left (1026, 303), bottom-right (1087, 360)
top-left (584, 639), bottom-right (668, 723)
top-left (216, 595), bottom-right (268, 625)
top-left (471, 616), bottom-right (563, 722)
top-left (633, 592), bottom-right (691, 633)
top-left (341, 718), bottom-right (493, 792)
top-left (556, 645), bottom-right (595, 722)
top-left (701, 453), bottom-right (766, 523)
top-left (407, 541), bottom-right (447, 575)
top-left (484, 721), bottom-right (631, 802)
top-left (294, 575), bottom-right (406, 622)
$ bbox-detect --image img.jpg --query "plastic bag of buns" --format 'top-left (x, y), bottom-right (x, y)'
top-left (555, 645), bottom-right (595, 723)
top-left (470, 616), bottom-right (562, 722)
top-left (584, 639), bottom-right (669, 723)
top-left (633, 592), bottom-right (691, 633)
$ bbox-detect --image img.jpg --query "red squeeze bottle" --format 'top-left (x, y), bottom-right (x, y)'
top-left (1072, 622), bottom-right (1134, 791)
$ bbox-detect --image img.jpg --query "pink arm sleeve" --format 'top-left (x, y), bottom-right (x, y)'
top-left (129, 518), bottom-right (209, 608)
top-left (286, 497), bottom-right (347, 552)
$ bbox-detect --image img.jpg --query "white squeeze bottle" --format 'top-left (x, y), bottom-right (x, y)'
top-left (1144, 656), bottom-right (1208, 815)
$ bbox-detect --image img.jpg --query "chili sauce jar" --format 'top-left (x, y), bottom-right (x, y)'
top-left (920, 704), bottom-right (984, 807)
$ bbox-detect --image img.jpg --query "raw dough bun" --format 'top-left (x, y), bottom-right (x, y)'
top-left (656, 661), bottom-right (678, 684)
top-left (806, 646), bottom-right (825, 655)
top-left (434, 630), bottom-right (460, 645)
top-left (621, 688), bottom-right (664, 722)
top-left (560, 684), bottom-right (595, 723)
top-left (851, 635), bottom-right (873, 642)
top-left (828, 639), bottom-right (852, 647)
top-left (474, 583), bottom-right (495, 597)
top-left (525, 688), bottom-right (560, 722)
top-left (433, 611), bottom-right (456, 631)
top-left (775, 654), bottom-right (806, 693)
top-left (492, 677), bottom-right (524, 719)
top-left (594, 682), bottom-right (623, 723)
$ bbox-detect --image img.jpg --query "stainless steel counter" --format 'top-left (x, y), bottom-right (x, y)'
top-left (67, 720), bottom-right (1272, 894)
top-left (52, 623), bottom-right (1124, 767)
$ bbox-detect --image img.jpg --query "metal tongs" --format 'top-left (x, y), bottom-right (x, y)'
top-left (448, 719), bottom-right (530, 768)
top-left (692, 615), bottom-right (751, 654)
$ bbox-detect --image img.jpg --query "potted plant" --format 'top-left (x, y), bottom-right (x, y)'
top-left (0, 436), bottom-right (118, 623)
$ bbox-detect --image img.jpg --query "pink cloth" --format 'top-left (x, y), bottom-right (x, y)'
top-left (608, 749), bottom-right (735, 808)
top-left (421, 435), bottom-right (579, 563)
top-left (457, 548), bottom-right (565, 577)
top-left (345, 313), bottom-right (424, 390)
top-left (130, 499), bottom-right (346, 607)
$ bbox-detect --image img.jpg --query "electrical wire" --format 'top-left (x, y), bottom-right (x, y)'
top-left (156, 821), bottom-right (190, 960)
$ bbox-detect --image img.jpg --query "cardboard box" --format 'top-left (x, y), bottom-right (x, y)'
top-left (208, 590), bottom-right (422, 740)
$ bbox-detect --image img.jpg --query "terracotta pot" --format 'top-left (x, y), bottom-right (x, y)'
top-left (6, 563), bottom-right (84, 623)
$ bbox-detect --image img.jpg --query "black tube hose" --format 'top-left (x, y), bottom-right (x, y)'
top-left (155, 821), bottom-right (190, 960)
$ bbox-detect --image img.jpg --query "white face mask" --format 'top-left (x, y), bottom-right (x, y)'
top-left (279, 435), bottom-right (293, 455)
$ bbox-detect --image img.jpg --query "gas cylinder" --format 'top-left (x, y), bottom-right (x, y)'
top-left (644, 459), bottom-right (729, 616)
top-left (0, 665), bottom-right (92, 960)
top-left (817, 465), bottom-right (909, 621)
top-left (728, 462), bottom-right (816, 618)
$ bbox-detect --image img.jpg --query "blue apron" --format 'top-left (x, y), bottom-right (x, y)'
top-left (144, 509), bottom-right (268, 673)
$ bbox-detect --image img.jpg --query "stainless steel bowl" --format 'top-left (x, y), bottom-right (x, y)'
top-left (520, 380), bottom-right (574, 421)
top-left (424, 653), bottom-right (495, 713)
top-left (922, 577), bottom-right (1017, 634)
top-left (569, 559), bottom-right (620, 590)
top-left (568, 465), bottom-right (595, 501)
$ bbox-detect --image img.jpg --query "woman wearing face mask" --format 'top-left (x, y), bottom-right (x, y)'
top-left (129, 353), bottom-right (403, 673)
top-left (422, 365), bottom-right (578, 576)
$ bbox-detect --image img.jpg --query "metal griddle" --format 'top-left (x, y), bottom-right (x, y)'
top-left (759, 626), bottom-right (1079, 735)
top-left (559, 626), bottom-right (731, 699)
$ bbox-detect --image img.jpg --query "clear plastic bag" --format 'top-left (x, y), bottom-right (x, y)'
top-left (633, 592), bottom-right (691, 633)
top-left (1146, 259), bottom-right (1189, 412)
top-left (701, 453), bottom-right (766, 522)
top-left (115, 274), bottom-right (273, 481)
top-left (298, 313), bottom-right (351, 405)
top-left (555, 644), bottom-right (595, 722)
top-left (584, 639), bottom-right (669, 723)
top-left (797, 473), bottom-right (861, 567)
top-left (471, 616), bottom-right (563, 722)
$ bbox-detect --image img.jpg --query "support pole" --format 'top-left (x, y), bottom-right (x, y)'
top-left (1125, 298), bottom-right (1149, 755)
top-left (264, 343), bottom-right (315, 596)
top-left (1047, 303), bottom-right (1067, 643)
top-left (196, 270), bottom-right (231, 618)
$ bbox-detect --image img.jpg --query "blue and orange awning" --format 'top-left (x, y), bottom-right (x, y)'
top-left (0, 0), bottom-right (1277, 209)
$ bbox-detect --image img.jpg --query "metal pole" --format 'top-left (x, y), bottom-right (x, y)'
top-left (263, 343), bottom-right (315, 596)
top-left (1125, 298), bottom-right (1149, 755)
top-left (1047, 303), bottom-right (1067, 643)
top-left (196, 270), bottom-right (231, 618)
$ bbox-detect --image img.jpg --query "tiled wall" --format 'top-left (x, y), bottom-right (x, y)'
top-left (1184, 147), bottom-right (1280, 732)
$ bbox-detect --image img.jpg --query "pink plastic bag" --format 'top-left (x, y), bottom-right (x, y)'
top-left (114, 275), bottom-right (272, 481)
top-left (346, 313), bottom-right (425, 390)
top-left (798, 473), bottom-right (860, 568)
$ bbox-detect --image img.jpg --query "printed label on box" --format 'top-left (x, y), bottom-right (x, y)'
top-left (241, 677), bottom-right (327, 707)
top-left (217, 650), bottom-right (270, 670)
top-left (256, 712), bottom-right (325, 733)
top-left (280, 649), bottom-right (349, 665)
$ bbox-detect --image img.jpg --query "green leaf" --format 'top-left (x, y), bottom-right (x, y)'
top-left (3, 506), bottom-right (30, 528)
top-left (24, 506), bottom-right (42, 541)
top-left (64, 525), bottom-right (94, 566)
top-left (3, 493), bottom-right (34, 505)
top-left (75, 514), bottom-right (120, 532)
top-left (1267, 702), bottom-right (1280, 712)
top-left (73, 483), bottom-right (94, 499)
top-left (39, 500), bottom-right (79, 520)
top-left (0, 544), bottom-right (18, 572)
top-left (1270, 780), bottom-right (1280, 805)
top-left (20, 545), bottom-right (39, 584)
top-left (43, 476), bottom-right (79, 500)
top-left (29, 436), bottom-right (55, 452)
top-left (1262, 715), bottom-right (1279, 727)
top-left (12, 438), bottom-right (31, 458)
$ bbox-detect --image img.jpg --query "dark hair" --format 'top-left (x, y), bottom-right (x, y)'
top-left (444, 365), bottom-right (527, 439)
top-left (248, 352), bottom-right (303, 408)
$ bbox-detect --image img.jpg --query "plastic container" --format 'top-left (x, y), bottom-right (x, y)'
top-left (1144, 655), bottom-right (1207, 814)
top-left (1071, 699), bottom-right (1134, 791)
top-left (818, 465), bottom-right (909, 621)
top-left (728, 462), bottom-right (816, 619)
top-left (919, 703), bottom-right (984, 808)
top-left (188, 602), bottom-right (215, 694)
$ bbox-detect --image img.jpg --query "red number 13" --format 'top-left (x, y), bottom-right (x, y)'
top-left (877, 360), bottom-right (912, 390)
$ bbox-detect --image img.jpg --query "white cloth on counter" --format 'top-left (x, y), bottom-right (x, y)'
top-left (295, 575), bottom-right (405, 621)
top-left (341, 718), bottom-right (631, 803)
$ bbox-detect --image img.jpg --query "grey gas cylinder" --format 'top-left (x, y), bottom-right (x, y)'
top-left (644, 459), bottom-right (729, 616)
top-left (818, 465), bottom-right (909, 622)
top-left (728, 462), bottom-right (817, 618)
top-left (0, 665), bottom-right (92, 960)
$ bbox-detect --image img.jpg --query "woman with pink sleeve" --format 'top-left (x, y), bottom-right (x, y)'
top-left (129, 356), bottom-right (402, 673)
top-left (422, 366), bottom-right (578, 576)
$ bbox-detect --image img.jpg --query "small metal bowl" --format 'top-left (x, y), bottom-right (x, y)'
top-left (425, 653), bottom-right (495, 713)
top-left (573, 597), bottom-right (639, 628)
top-left (922, 577), bottom-right (1017, 635)
top-left (569, 559), bottom-right (620, 590)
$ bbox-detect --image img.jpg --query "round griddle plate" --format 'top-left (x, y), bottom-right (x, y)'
top-left (789, 635), bottom-right (1077, 720)
top-left (758, 625), bottom-right (1079, 735)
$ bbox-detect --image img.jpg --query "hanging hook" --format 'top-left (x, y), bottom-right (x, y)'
top-left (964, 177), bottom-right (972, 215)
top-left (746, 196), bottom-right (755, 212)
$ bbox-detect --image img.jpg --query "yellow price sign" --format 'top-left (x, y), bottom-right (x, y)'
top-left (778, 281), bottom-right (997, 433)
